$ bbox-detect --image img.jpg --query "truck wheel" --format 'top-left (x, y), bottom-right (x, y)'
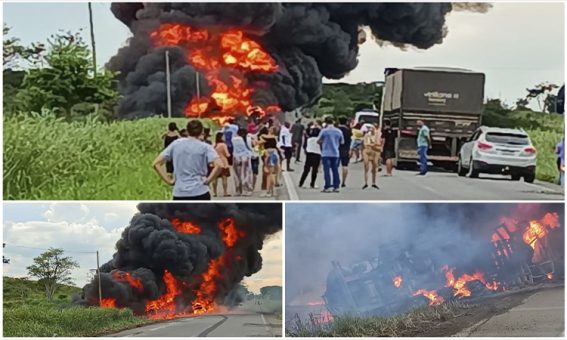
top-left (524, 173), bottom-right (535, 183)
top-left (457, 158), bottom-right (467, 177)
top-left (467, 157), bottom-right (479, 178)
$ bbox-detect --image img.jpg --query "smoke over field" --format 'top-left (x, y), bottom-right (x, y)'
top-left (107, 2), bottom-right (491, 120)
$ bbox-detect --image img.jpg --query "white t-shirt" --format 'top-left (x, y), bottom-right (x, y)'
top-left (305, 137), bottom-right (321, 155)
top-left (279, 126), bottom-right (292, 147)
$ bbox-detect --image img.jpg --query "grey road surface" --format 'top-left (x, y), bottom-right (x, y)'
top-left (457, 286), bottom-right (564, 337)
top-left (283, 160), bottom-right (563, 200)
top-left (110, 309), bottom-right (282, 337)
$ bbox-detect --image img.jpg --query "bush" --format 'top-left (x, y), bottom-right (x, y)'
top-left (4, 113), bottom-right (214, 200)
top-left (528, 129), bottom-right (563, 183)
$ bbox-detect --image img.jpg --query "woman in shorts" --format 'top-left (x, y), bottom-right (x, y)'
top-left (362, 125), bottom-right (382, 190)
top-left (259, 126), bottom-right (281, 198)
top-left (212, 132), bottom-right (231, 197)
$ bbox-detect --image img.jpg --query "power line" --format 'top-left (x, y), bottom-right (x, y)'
top-left (4, 243), bottom-right (97, 254)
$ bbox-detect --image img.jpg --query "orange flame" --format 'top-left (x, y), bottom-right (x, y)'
top-left (393, 275), bottom-right (403, 288)
top-left (413, 289), bottom-right (444, 305)
top-left (112, 271), bottom-right (144, 293)
top-left (101, 298), bottom-right (117, 308)
top-left (151, 23), bottom-right (280, 122)
top-left (218, 218), bottom-right (245, 248)
top-left (547, 272), bottom-right (554, 280)
top-left (442, 266), bottom-right (499, 298)
top-left (170, 218), bottom-right (202, 234)
top-left (145, 270), bottom-right (182, 319)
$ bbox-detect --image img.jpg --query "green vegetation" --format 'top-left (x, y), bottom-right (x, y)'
top-left (287, 301), bottom-right (475, 337)
top-left (3, 277), bottom-right (150, 337)
top-left (3, 113), bottom-right (216, 200)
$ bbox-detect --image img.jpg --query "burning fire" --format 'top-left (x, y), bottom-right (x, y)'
top-left (170, 218), bottom-right (202, 234)
top-left (412, 289), bottom-right (444, 306)
top-left (393, 275), bottom-right (403, 288)
top-left (151, 23), bottom-right (280, 123)
top-left (102, 218), bottom-right (246, 320)
top-left (523, 213), bottom-right (560, 250)
top-left (101, 298), bottom-right (117, 308)
top-left (112, 271), bottom-right (144, 293)
top-left (547, 272), bottom-right (554, 280)
top-left (442, 266), bottom-right (499, 298)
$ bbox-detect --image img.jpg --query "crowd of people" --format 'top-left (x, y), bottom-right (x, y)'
top-left (152, 115), bottom-right (432, 200)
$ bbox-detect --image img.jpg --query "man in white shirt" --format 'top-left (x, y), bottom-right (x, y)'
top-left (298, 126), bottom-right (322, 189)
top-left (279, 121), bottom-right (294, 171)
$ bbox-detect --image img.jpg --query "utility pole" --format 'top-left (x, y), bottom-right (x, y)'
top-left (165, 50), bottom-right (172, 118)
top-left (96, 250), bottom-right (102, 306)
top-left (88, 2), bottom-right (97, 74)
top-left (196, 72), bottom-right (201, 118)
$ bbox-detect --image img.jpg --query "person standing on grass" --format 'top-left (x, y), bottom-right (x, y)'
top-left (381, 119), bottom-right (396, 176)
top-left (162, 122), bottom-right (180, 179)
top-left (298, 126), bottom-right (322, 189)
top-left (337, 116), bottom-right (352, 187)
top-left (318, 116), bottom-right (344, 193)
top-left (212, 132), bottom-right (232, 197)
top-left (291, 119), bottom-right (305, 163)
top-left (279, 121), bottom-right (294, 171)
top-left (416, 119), bottom-right (431, 176)
top-left (232, 127), bottom-right (254, 196)
top-left (153, 120), bottom-right (222, 201)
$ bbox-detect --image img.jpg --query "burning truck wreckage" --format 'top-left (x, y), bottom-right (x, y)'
top-left (107, 2), bottom-right (491, 123)
top-left (71, 203), bottom-right (282, 320)
top-left (302, 207), bottom-right (564, 322)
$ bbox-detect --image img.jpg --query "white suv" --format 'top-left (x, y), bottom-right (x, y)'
top-left (457, 126), bottom-right (537, 182)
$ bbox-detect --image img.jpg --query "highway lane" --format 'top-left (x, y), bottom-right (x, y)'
top-left (284, 160), bottom-right (563, 200)
top-left (110, 310), bottom-right (282, 337)
top-left (457, 286), bottom-right (564, 337)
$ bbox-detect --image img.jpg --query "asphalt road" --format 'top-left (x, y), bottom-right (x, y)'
top-left (110, 308), bottom-right (282, 337)
top-left (457, 286), bottom-right (564, 337)
top-left (283, 159), bottom-right (564, 200)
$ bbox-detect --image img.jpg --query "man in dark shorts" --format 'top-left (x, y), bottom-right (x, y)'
top-left (381, 119), bottom-right (396, 176)
top-left (337, 116), bottom-right (352, 187)
top-left (153, 120), bottom-right (223, 200)
top-left (291, 119), bottom-right (305, 163)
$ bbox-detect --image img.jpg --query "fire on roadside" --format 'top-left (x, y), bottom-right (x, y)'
top-left (393, 275), bottom-right (403, 288)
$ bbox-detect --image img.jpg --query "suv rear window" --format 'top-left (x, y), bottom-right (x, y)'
top-left (485, 132), bottom-right (529, 145)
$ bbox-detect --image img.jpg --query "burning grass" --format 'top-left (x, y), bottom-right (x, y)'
top-left (286, 301), bottom-right (475, 337)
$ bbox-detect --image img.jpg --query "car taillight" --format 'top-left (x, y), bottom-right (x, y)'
top-left (524, 146), bottom-right (537, 154)
top-left (477, 142), bottom-right (493, 150)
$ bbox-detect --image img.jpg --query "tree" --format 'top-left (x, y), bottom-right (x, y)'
top-left (260, 285), bottom-right (282, 300)
top-left (515, 98), bottom-right (531, 111)
top-left (26, 248), bottom-right (79, 301)
top-left (15, 30), bottom-right (117, 120)
top-left (3, 24), bottom-right (45, 69)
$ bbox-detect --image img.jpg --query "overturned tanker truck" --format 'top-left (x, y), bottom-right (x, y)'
top-left (381, 67), bottom-right (485, 171)
top-left (322, 214), bottom-right (564, 318)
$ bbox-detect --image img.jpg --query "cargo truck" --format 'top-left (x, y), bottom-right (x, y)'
top-left (381, 67), bottom-right (485, 170)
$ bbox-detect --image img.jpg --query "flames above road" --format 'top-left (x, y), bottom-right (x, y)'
top-left (108, 3), bottom-right (491, 120)
top-left (151, 24), bottom-right (281, 122)
top-left (73, 203), bottom-right (281, 319)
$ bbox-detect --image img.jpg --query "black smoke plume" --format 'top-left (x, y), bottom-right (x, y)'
top-left (73, 203), bottom-right (281, 315)
top-left (107, 2), bottom-right (491, 119)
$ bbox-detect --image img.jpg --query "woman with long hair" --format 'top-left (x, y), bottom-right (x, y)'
top-left (298, 125), bottom-right (322, 189)
top-left (212, 131), bottom-right (231, 197)
top-left (258, 126), bottom-right (281, 197)
top-left (232, 127), bottom-right (254, 196)
top-left (362, 124), bottom-right (382, 190)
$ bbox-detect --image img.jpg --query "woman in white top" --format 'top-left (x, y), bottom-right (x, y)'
top-left (298, 126), bottom-right (322, 189)
top-left (231, 127), bottom-right (254, 196)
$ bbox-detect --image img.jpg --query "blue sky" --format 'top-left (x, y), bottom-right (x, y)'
top-left (3, 202), bottom-right (282, 292)
top-left (3, 2), bottom-right (564, 108)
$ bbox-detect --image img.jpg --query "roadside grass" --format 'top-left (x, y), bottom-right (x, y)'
top-left (286, 301), bottom-right (475, 337)
top-left (3, 276), bottom-right (151, 337)
top-left (4, 114), bottom-right (216, 200)
top-left (4, 304), bottom-right (150, 337)
top-left (528, 129), bottom-right (563, 184)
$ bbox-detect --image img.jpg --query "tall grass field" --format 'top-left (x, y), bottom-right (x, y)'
top-left (3, 277), bottom-right (150, 337)
top-left (3, 113), bottom-right (563, 200)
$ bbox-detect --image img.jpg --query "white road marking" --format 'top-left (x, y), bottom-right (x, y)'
top-left (260, 313), bottom-right (272, 336)
top-left (283, 171), bottom-right (299, 200)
